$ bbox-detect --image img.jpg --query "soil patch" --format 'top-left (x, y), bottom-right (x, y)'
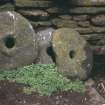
top-left (0, 80), bottom-right (90, 105)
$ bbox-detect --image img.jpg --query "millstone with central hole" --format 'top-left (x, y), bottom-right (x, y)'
top-left (0, 11), bottom-right (38, 69)
top-left (52, 28), bottom-right (93, 80)
top-left (36, 28), bottom-right (55, 64)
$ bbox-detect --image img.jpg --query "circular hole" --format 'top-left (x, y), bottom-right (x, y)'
top-left (4, 35), bottom-right (15, 49)
top-left (69, 50), bottom-right (75, 59)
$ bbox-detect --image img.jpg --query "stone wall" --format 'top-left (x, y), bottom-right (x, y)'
top-left (0, 0), bottom-right (105, 56)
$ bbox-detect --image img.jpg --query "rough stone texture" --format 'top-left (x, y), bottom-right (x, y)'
top-left (36, 28), bottom-right (55, 64)
top-left (77, 21), bottom-right (90, 28)
top-left (0, 0), bottom-right (105, 59)
top-left (85, 79), bottom-right (105, 105)
top-left (81, 34), bottom-right (105, 45)
top-left (52, 28), bottom-right (93, 80)
top-left (46, 7), bottom-right (69, 14)
top-left (52, 18), bottom-right (77, 28)
top-left (15, 0), bottom-right (53, 8)
top-left (58, 15), bottom-right (72, 20)
top-left (69, 0), bottom-right (105, 6)
top-left (31, 21), bottom-right (52, 28)
top-left (91, 15), bottom-right (105, 26)
top-left (72, 15), bottom-right (89, 21)
top-left (0, 11), bottom-right (38, 69)
top-left (0, 0), bottom-right (14, 11)
top-left (18, 10), bottom-right (49, 21)
top-left (69, 7), bottom-right (105, 14)
top-left (13, 1), bottom-right (105, 55)
top-left (75, 26), bottom-right (105, 34)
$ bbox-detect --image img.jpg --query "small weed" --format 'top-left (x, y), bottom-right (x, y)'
top-left (0, 64), bottom-right (85, 96)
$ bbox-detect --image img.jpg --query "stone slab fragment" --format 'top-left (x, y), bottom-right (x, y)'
top-left (18, 10), bottom-right (49, 21)
top-left (15, 0), bottom-right (53, 8)
top-left (47, 7), bottom-right (69, 14)
top-left (69, 7), bottom-right (105, 14)
top-left (69, 0), bottom-right (105, 6)
top-left (52, 18), bottom-right (77, 28)
top-left (0, 3), bottom-right (14, 11)
top-left (31, 21), bottom-right (52, 28)
top-left (91, 15), bottom-right (105, 26)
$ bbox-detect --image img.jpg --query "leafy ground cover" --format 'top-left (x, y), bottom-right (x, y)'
top-left (0, 64), bottom-right (84, 96)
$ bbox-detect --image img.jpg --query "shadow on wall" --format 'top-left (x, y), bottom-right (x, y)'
top-left (53, 0), bottom-right (70, 8)
top-left (0, 0), bottom-right (14, 5)
top-left (92, 54), bottom-right (105, 77)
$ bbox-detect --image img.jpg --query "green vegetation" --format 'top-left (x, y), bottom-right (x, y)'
top-left (0, 64), bottom-right (85, 96)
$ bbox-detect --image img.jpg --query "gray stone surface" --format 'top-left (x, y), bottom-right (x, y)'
top-left (69, 7), bottom-right (105, 14)
top-left (77, 21), bottom-right (90, 28)
top-left (18, 10), bottom-right (49, 21)
top-left (14, 1), bottom-right (105, 56)
top-left (85, 79), bottom-right (105, 105)
top-left (0, 3), bottom-right (14, 11)
top-left (52, 18), bottom-right (77, 28)
top-left (15, 0), bottom-right (53, 8)
top-left (31, 21), bottom-right (52, 28)
top-left (69, 0), bottom-right (105, 6)
top-left (47, 7), bottom-right (68, 14)
top-left (0, 11), bottom-right (38, 69)
top-left (72, 15), bottom-right (89, 21)
top-left (36, 28), bottom-right (55, 64)
top-left (58, 15), bottom-right (72, 20)
top-left (91, 15), bottom-right (105, 26)
top-left (74, 26), bottom-right (105, 34)
top-left (0, 0), bottom-right (105, 59)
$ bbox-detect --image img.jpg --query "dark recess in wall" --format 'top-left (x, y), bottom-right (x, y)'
top-left (0, 0), bottom-right (14, 5)
top-left (53, 0), bottom-right (69, 8)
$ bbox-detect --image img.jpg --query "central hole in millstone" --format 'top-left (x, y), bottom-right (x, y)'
top-left (69, 50), bottom-right (75, 59)
top-left (4, 35), bottom-right (15, 49)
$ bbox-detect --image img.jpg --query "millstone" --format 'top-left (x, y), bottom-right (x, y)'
top-left (36, 28), bottom-right (55, 64)
top-left (52, 28), bottom-right (93, 80)
top-left (0, 11), bottom-right (38, 69)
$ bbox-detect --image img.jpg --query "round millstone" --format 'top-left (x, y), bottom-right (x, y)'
top-left (36, 28), bottom-right (55, 64)
top-left (52, 28), bottom-right (93, 80)
top-left (0, 11), bottom-right (38, 69)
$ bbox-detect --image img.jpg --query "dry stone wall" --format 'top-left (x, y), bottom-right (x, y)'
top-left (0, 0), bottom-right (105, 57)
top-left (0, 0), bottom-right (105, 76)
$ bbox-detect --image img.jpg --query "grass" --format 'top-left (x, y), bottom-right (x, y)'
top-left (0, 64), bottom-right (85, 96)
